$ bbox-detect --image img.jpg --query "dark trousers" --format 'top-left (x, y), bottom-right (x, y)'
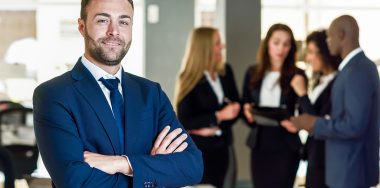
top-left (250, 150), bottom-right (299, 188)
top-left (200, 146), bottom-right (229, 188)
top-left (306, 166), bottom-right (328, 188)
top-left (0, 146), bottom-right (15, 188)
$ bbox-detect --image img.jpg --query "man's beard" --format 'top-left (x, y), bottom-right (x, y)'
top-left (85, 31), bottom-right (131, 66)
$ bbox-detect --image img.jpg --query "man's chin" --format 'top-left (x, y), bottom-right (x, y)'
top-left (102, 52), bottom-right (125, 62)
top-left (100, 59), bottom-right (121, 66)
top-left (97, 53), bottom-right (123, 66)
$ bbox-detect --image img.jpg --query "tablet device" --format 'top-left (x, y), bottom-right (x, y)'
top-left (250, 107), bottom-right (290, 127)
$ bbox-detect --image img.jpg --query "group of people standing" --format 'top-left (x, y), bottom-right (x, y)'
top-left (30, 0), bottom-right (378, 186)
top-left (174, 15), bottom-right (379, 188)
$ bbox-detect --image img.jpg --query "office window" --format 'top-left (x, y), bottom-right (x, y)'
top-left (262, 0), bottom-right (380, 61)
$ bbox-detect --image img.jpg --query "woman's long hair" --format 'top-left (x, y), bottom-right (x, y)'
top-left (306, 30), bottom-right (341, 88)
top-left (250, 23), bottom-right (298, 94)
top-left (174, 27), bottom-right (225, 108)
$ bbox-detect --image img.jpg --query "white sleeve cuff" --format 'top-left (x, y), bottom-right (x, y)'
top-left (121, 155), bottom-right (134, 177)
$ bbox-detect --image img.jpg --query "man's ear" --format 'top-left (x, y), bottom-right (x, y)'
top-left (338, 29), bottom-right (345, 41)
top-left (78, 18), bottom-right (85, 37)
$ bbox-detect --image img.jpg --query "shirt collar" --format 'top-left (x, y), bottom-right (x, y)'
top-left (320, 72), bottom-right (337, 83)
top-left (204, 71), bottom-right (211, 80)
top-left (338, 47), bottom-right (362, 71)
top-left (81, 55), bottom-right (122, 81)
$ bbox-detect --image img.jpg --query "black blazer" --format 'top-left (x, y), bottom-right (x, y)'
top-left (299, 76), bottom-right (335, 167)
top-left (242, 65), bottom-right (305, 152)
top-left (177, 64), bottom-right (239, 150)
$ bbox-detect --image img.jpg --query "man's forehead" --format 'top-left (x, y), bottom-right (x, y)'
top-left (87, 0), bottom-right (133, 16)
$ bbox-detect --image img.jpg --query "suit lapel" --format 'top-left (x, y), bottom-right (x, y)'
top-left (121, 72), bottom-right (141, 153)
top-left (201, 76), bottom-right (220, 107)
top-left (71, 60), bottom-right (121, 154)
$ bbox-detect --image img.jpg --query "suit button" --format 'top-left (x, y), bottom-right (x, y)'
top-left (146, 182), bottom-right (152, 187)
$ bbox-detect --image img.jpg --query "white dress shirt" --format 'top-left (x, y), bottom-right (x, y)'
top-left (204, 71), bottom-right (224, 105)
top-left (81, 56), bottom-right (134, 175)
top-left (309, 72), bottom-right (336, 104)
top-left (259, 71), bottom-right (281, 107)
top-left (338, 47), bottom-right (362, 71)
top-left (81, 55), bottom-right (123, 111)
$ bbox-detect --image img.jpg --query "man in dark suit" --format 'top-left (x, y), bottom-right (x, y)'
top-left (33, 0), bottom-right (203, 187)
top-left (282, 15), bottom-right (380, 188)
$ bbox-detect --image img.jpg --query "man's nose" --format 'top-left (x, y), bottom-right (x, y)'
top-left (107, 21), bottom-right (120, 36)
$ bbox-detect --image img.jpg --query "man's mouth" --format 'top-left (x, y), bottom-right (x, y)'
top-left (101, 37), bottom-right (123, 47)
top-left (103, 41), bottom-right (121, 46)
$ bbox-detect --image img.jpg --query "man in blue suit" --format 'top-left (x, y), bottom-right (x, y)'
top-left (282, 15), bottom-right (380, 188)
top-left (33, 0), bottom-right (203, 187)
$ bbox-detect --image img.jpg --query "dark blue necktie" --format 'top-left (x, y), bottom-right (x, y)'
top-left (99, 77), bottom-right (124, 152)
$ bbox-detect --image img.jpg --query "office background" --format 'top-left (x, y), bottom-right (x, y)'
top-left (0, 0), bottom-right (379, 187)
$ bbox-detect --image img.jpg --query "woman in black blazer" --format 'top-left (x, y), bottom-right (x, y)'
top-left (174, 27), bottom-right (240, 188)
top-left (288, 30), bottom-right (341, 188)
top-left (242, 23), bottom-right (306, 188)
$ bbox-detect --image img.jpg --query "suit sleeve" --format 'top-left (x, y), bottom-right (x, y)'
top-left (293, 69), bottom-right (309, 114)
top-left (177, 64), bottom-right (240, 130)
top-left (241, 66), bottom-right (256, 127)
top-left (313, 66), bottom-right (374, 139)
top-left (127, 84), bottom-right (203, 187)
top-left (219, 64), bottom-right (240, 129)
top-left (298, 96), bottom-right (317, 115)
top-left (34, 84), bottom-right (128, 188)
top-left (177, 94), bottom-right (219, 130)
top-left (242, 67), bottom-right (253, 105)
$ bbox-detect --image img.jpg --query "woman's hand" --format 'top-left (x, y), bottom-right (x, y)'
top-left (243, 103), bottom-right (255, 123)
top-left (290, 74), bottom-right (307, 97)
top-left (215, 102), bottom-right (241, 123)
top-left (188, 127), bottom-right (221, 137)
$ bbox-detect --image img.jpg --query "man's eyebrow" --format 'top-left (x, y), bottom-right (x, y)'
top-left (93, 13), bottom-right (131, 19)
top-left (119, 15), bottom-right (131, 19)
top-left (94, 13), bottom-right (111, 18)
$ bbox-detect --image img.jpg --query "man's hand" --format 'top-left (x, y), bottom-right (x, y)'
top-left (150, 126), bottom-right (188, 155)
top-left (188, 127), bottom-right (220, 137)
top-left (283, 114), bottom-right (317, 133)
top-left (83, 151), bottom-right (132, 175)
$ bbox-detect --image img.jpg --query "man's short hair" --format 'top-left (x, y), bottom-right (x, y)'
top-left (80, 0), bottom-right (134, 20)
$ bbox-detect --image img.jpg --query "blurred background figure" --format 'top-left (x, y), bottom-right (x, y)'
top-left (290, 30), bottom-right (341, 188)
top-left (175, 27), bottom-right (240, 188)
top-left (282, 15), bottom-right (380, 188)
top-left (242, 23), bottom-right (306, 188)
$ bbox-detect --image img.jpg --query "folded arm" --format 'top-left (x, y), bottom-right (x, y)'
top-left (34, 103), bottom-right (123, 188)
top-left (127, 85), bottom-right (203, 187)
top-left (83, 126), bottom-right (189, 175)
top-left (34, 83), bottom-right (203, 188)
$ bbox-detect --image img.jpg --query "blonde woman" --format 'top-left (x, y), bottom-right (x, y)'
top-left (174, 27), bottom-right (240, 188)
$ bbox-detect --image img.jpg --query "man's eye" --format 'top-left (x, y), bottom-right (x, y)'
top-left (97, 19), bottom-right (108, 24)
top-left (120, 20), bottom-right (129, 25)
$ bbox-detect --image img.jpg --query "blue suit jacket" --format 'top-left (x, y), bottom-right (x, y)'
top-left (314, 52), bottom-right (380, 188)
top-left (33, 59), bottom-right (203, 188)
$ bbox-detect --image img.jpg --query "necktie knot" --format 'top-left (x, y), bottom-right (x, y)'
top-left (100, 77), bottom-right (120, 90)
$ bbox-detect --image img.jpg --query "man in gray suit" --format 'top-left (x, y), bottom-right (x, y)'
top-left (282, 15), bottom-right (380, 188)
